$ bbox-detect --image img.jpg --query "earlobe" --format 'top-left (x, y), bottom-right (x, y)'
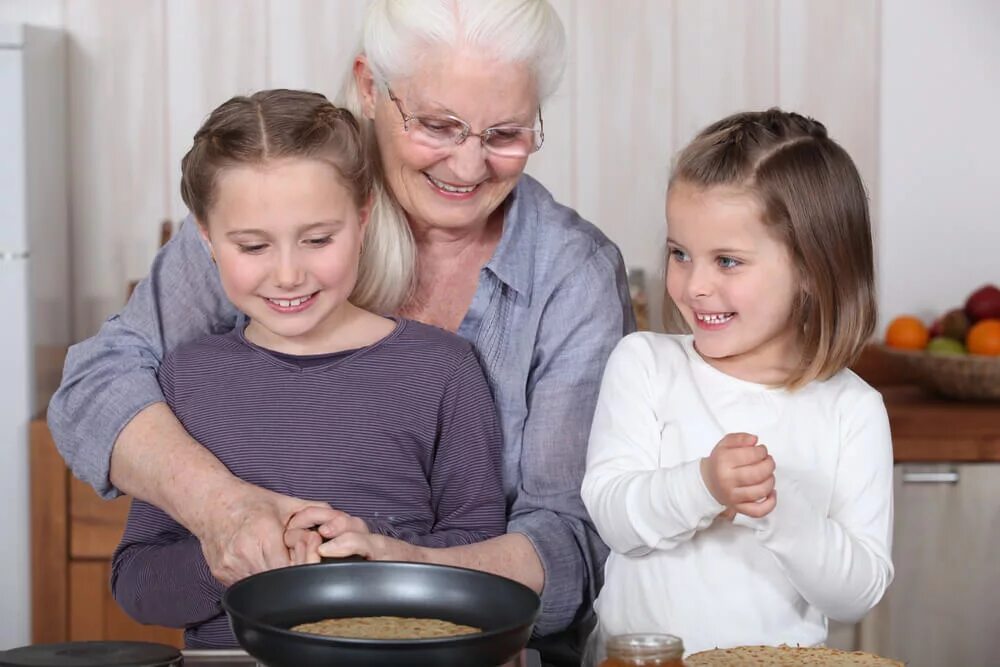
top-left (353, 55), bottom-right (377, 120)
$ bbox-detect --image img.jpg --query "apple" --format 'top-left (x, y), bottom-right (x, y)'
top-left (964, 284), bottom-right (1000, 323)
top-left (940, 308), bottom-right (970, 341)
top-left (927, 336), bottom-right (966, 356)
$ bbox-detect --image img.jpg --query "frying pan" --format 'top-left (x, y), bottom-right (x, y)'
top-left (221, 559), bottom-right (540, 667)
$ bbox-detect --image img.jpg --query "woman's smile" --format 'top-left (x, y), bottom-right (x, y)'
top-left (423, 172), bottom-right (482, 199)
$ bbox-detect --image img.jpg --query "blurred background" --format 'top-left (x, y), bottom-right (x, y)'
top-left (1, 0), bottom-right (998, 338)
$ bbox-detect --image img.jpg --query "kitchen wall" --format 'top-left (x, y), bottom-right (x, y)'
top-left (878, 0), bottom-right (1000, 323)
top-left (1, 0), bottom-right (992, 339)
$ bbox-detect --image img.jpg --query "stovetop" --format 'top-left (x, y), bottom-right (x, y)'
top-left (180, 648), bottom-right (542, 667)
top-left (179, 650), bottom-right (258, 666)
top-left (0, 643), bottom-right (540, 667)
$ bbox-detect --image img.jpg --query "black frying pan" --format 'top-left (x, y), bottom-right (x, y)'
top-left (221, 560), bottom-right (540, 667)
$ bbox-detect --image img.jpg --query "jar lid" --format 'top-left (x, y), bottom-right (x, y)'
top-left (606, 633), bottom-right (684, 660)
top-left (0, 641), bottom-right (182, 667)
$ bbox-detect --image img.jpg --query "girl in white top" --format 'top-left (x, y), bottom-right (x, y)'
top-left (582, 109), bottom-right (894, 658)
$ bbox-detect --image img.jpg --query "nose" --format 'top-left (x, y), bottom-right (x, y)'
top-left (446, 136), bottom-right (490, 183)
top-left (273, 247), bottom-right (305, 290)
top-left (686, 261), bottom-right (714, 300)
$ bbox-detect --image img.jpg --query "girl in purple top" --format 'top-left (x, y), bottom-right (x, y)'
top-left (111, 89), bottom-right (506, 647)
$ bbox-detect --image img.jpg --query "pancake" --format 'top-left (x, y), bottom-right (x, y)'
top-left (291, 615), bottom-right (481, 640)
top-left (685, 645), bottom-right (903, 666)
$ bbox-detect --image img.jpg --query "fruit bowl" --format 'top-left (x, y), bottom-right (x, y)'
top-left (880, 346), bottom-right (1000, 401)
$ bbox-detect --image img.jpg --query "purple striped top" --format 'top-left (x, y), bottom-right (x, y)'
top-left (110, 318), bottom-right (506, 647)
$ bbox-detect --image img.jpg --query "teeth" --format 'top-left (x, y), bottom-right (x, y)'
top-left (269, 295), bottom-right (310, 308)
top-left (697, 312), bottom-right (734, 324)
top-left (426, 174), bottom-right (477, 193)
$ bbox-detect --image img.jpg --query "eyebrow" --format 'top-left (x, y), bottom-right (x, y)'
top-left (420, 98), bottom-right (532, 127)
top-left (225, 220), bottom-right (345, 238)
top-left (666, 237), bottom-right (753, 255)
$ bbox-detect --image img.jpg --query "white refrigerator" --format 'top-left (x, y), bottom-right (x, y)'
top-left (0, 24), bottom-right (69, 647)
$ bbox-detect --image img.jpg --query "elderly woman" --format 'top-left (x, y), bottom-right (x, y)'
top-left (49, 0), bottom-right (633, 663)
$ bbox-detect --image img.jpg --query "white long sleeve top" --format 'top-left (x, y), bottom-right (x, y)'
top-left (582, 333), bottom-right (894, 655)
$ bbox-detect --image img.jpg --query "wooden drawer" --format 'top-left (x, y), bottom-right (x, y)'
top-left (69, 561), bottom-right (180, 645)
top-left (70, 476), bottom-right (130, 559)
top-left (31, 418), bottom-right (182, 647)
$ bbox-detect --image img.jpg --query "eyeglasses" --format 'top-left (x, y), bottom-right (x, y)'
top-left (385, 86), bottom-right (544, 158)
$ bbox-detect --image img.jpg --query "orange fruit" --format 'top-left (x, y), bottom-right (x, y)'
top-left (966, 319), bottom-right (1000, 356)
top-left (885, 315), bottom-right (930, 350)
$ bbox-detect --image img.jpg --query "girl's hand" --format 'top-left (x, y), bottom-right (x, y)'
top-left (285, 523), bottom-right (324, 565)
top-left (318, 532), bottom-right (423, 562)
top-left (287, 505), bottom-right (370, 539)
top-left (701, 432), bottom-right (777, 519)
top-left (283, 506), bottom-right (369, 565)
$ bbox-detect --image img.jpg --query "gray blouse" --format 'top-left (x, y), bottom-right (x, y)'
top-left (48, 173), bottom-right (636, 636)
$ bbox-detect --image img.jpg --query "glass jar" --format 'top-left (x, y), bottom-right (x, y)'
top-left (598, 633), bottom-right (685, 667)
top-left (627, 268), bottom-right (651, 331)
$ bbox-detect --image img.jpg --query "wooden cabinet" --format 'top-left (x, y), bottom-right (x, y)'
top-left (858, 463), bottom-right (1000, 667)
top-left (827, 354), bottom-right (1000, 664)
top-left (30, 418), bottom-right (182, 646)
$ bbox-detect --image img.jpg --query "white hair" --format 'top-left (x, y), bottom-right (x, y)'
top-left (363, 0), bottom-right (566, 101)
top-left (338, 0), bottom-right (567, 314)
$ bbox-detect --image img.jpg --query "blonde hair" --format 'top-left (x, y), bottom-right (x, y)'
top-left (180, 88), bottom-right (408, 314)
top-left (666, 108), bottom-right (877, 389)
top-left (336, 0), bottom-right (568, 313)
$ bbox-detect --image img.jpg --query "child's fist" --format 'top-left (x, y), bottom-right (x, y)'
top-left (701, 432), bottom-right (776, 518)
top-left (283, 506), bottom-right (369, 565)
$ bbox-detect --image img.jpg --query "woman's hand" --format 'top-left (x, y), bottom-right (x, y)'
top-left (193, 482), bottom-right (326, 585)
top-left (700, 432), bottom-right (777, 519)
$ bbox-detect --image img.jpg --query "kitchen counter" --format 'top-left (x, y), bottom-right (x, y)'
top-left (850, 345), bottom-right (1000, 463)
top-left (881, 385), bottom-right (1000, 462)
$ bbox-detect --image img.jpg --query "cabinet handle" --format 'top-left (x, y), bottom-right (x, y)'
top-left (901, 470), bottom-right (959, 484)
